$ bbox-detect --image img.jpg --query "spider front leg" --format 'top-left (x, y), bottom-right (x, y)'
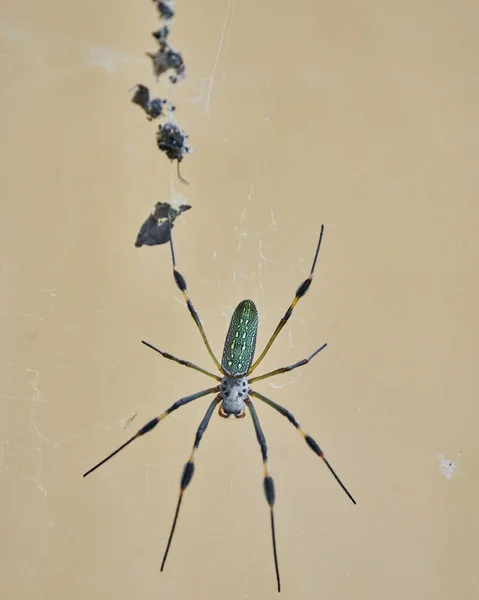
top-left (248, 225), bottom-right (325, 375)
top-left (141, 340), bottom-right (221, 381)
top-left (167, 217), bottom-right (221, 371)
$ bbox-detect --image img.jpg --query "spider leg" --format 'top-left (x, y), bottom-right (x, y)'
top-left (142, 340), bottom-right (221, 381)
top-left (161, 396), bottom-right (221, 571)
top-left (245, 398), bottom-right (281, 593)
top-left (168, 216), bottom-right (222, 372)
top-left (83, 386), bottom-right (219, 477)
top-left (248, 225), bottom-right (325, 375)
top-left (248, 343), bottom-right (327, 384)
top-left (250, 390), bottom-right (356, 505)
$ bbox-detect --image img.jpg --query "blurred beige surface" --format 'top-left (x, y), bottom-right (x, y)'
top-left (1, 1), bottom-right (479, 598)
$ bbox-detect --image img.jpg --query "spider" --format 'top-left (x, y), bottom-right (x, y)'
top-left (83, 223), bottom-right (356, 592)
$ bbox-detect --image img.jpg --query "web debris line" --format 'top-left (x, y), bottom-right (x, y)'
top-left (205, 0), bottom-right (234, 113)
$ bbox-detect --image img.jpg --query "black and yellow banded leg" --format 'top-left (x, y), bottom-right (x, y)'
top-left (249, 343), bottom-right (327, 384)
top-left (245, 398), bottom-right (281, 593)
top-left (248, 225), bottom-right (325, 375)
top-left (82, 387), bottom-right (219, 478)
top-left (250, 390), bottom-right (356, 505)
top-left (161, 396), bottom-right (221, 571)
top-left (168, 218), bottom-right (222, 372)
top-left (142, 340), bottom-right (222, 381)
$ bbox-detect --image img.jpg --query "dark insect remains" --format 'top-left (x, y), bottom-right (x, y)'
top-left (154, 0), bottom-right (175, 22)
top-left (129, 84), bottom-right (175, 121)
top-left (146, 42), bottom-right (185, 84)
top-left (152, 26), bottom-right (170, 43)
top-left (83, 224), bottom-right (356, 592)
top-left (156, 122), bottom-right (191, 185)
top-left (135, 201), bottom-right (191, 248)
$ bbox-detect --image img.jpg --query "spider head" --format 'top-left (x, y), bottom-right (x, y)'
top-left (219, 375), bottom-right (249, 419)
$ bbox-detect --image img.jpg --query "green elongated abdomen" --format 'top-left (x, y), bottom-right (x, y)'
top-left (222, 299), bottom-right (258, 376)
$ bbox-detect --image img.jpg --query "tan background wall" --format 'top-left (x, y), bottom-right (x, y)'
top-left (1, 1), bottom-right (478, 599)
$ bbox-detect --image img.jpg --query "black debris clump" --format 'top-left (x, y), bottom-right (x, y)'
top-left (154, 0), bottom-right (175, 21)
top-left (156, 122), bottom-right (191, 184)
top-left (152, 26), bottom-right (170, 43)
top-left (132, 0), bottom-right (192, 249)
top-left (135, 202), bottom-right (191, 247)
top-left (130, 84), bottom-right (175, 121)
top-left (156, 122), bottom-right (191, 163)
top-left (146, 42), bottom-right (185, 84)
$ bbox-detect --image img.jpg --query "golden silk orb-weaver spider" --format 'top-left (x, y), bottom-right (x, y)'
top-left (83, 223), bottom-right (356, 592)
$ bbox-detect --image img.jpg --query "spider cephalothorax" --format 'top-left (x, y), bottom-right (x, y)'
top-left (219, 374), bottom-right (249, 418)
top-left (84, 224), bottom-right (356, 593)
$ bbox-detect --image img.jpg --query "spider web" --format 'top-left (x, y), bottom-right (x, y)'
top-left (0, 8), bottom-right (314, 474)
top-left (0, 4), bottom-right (324, 597)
